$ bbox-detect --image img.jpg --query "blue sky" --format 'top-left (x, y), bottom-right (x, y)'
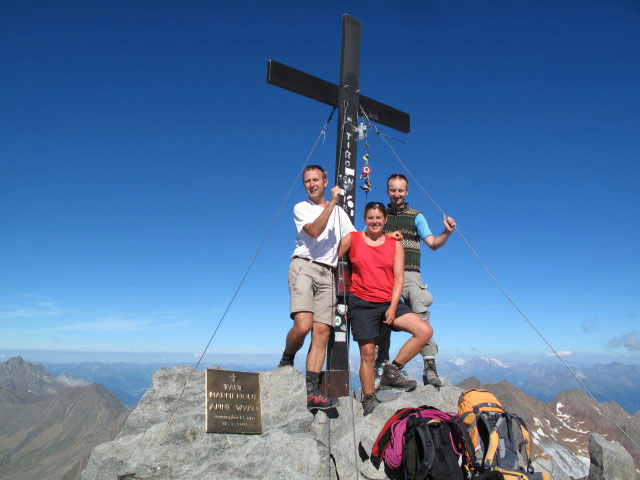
top-left (1, 0), bottom-right (639, 363)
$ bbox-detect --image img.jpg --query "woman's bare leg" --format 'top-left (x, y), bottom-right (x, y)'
top-left (391, 313), bottom-right (433, 366)
top-left (358, 339), bottom-right (376, 395)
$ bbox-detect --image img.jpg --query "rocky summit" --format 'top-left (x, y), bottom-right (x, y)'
top-left (83, 364), bottom-right (598, 480)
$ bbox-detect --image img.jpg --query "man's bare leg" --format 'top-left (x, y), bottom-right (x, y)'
top-left (278, 312), bottom-right (313, 367)
top-left (306, 322), bottom-right (330, 372)
top-left (306, 321), bottom-right (339, 410)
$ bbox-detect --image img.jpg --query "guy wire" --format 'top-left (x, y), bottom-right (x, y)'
top-left (159, 106), bottom-right (337, 437)
top-left (360, 106), bottom-right (640, 453)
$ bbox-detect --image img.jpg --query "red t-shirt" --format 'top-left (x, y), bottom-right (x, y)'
top-left (348, 231), bottom-right (396, 303)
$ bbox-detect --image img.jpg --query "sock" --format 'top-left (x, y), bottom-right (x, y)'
top-left (392, 360), bottom-right (404, 370)
top-left (282, 351), bottom-right (295, 362)
top-left (305, 371), bottom-right (320, 396)
top-left (423, 355), bottom-right (435, 364)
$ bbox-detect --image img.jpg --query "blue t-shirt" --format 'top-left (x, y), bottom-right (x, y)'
top-left (415, 213), bottom-right (432, 239)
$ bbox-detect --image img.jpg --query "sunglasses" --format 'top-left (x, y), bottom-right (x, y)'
top-left (365, 202), bottom-right (386, 210)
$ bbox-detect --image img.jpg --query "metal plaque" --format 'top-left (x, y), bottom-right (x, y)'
top-left (205, 369), bottom-right (262, 434)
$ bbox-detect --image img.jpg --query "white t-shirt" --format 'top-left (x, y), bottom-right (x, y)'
top-left (291, 199), bottom-right (356, 267)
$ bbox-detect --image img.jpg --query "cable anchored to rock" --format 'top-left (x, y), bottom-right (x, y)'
top-left (140, 107), bottom-right (337, 448)
top-left (358, 105), bottom-right (640, 454)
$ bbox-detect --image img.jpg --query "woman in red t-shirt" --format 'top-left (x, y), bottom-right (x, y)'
top-left (339, 202), bottom-right (433, 416)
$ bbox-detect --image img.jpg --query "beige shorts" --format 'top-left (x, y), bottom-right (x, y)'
top-left (402, 271), bottom-right (434, 314)
top-left (288, 257), bottom-right (336, 326)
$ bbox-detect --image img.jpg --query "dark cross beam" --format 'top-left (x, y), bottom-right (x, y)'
top-left (266, 14), bottom-right (410, 398)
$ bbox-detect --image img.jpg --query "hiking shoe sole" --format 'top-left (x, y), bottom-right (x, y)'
top-left (379, 383), bottom-right (417, 392)
top-left (306, 396), bottom-right (340, 410)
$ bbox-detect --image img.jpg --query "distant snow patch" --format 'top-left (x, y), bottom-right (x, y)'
top-left (449, 356), bottom-right (466, 366)
top-left (57, 373), bottom-right (92, 387)
top-left (555, 403), bottom-right (589, 433)
top-left (477, 356), bottom-right (507, 368)
top-left (538, 441), bottom-right (589, 479)
top-left (489, 357), bottom-right (508, 368)
top-left (545, 350), bottom-right (573, 357)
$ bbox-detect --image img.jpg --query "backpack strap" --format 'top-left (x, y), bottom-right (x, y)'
top-left (414, 420), bottom-right (436, 479)
top-left (474, 403), bottom-right (505, 412)
top-left (479, 414), bottom-right (500, 469)
top-left (510, 414), bottom-right (533, 472)
top-left (450, 420), bottom-right (478, 465)
top-left (449, 419), bottom-right (480, 474)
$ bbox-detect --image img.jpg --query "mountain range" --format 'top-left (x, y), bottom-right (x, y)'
top-left (3, 355), bottom-right (639, 478)
top-left (0, 357), bottom-right (129, 480)
top-left (35, 355), bottom-right (640, 417)
top-left (402, 356), bottom-right (640, 415)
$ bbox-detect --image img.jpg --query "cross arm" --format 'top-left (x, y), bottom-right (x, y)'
top-left (266, 60), bottom-right (410, 133)
top-left (267, 60), bottom-right (337, 108)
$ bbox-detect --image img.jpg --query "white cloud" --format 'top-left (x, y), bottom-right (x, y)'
top-left (0, 300), bottom-right (64, 319)
top-left (545, 350), bottom-right (573, 357)
top-left (607, 331), bottom-right (640, 351)
top-left (56, 319), bottom-right (152, 332)
top-left (53, 313), bottom-right (187, 332)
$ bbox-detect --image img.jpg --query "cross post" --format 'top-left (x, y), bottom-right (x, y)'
top-left (266, 14), bottom-right (410, 397)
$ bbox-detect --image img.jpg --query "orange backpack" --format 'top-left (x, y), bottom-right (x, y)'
top-left (457, 389), bottom-right (550, 480)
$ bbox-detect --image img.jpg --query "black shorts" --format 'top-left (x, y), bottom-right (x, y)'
top-left (348, 294), bottom-right (413, 341)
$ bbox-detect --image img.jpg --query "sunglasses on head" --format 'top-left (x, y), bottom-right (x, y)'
top-left (365, 202), bottom-right (386, 210)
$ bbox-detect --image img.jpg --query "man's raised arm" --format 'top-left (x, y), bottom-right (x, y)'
top-left (423, 214), bottom-right (456, 251)
top-left (302, 186), bottom-right (341, 238)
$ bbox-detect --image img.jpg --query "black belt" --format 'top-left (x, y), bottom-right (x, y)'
top-left (293, 256), bottom-right (334, 270)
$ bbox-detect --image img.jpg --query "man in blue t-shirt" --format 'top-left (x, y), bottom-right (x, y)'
top-left (376, 173), bottom-right (456, 388)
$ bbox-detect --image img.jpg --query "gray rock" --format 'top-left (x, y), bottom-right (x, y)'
top-left (587, 432), bottom-right (637, 480)
top-left (82, 365), bottom-right (581, 480)
top-left (83, 366), bottom-right (325, 480)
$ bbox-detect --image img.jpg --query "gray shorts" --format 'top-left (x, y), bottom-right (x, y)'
top-left (403, 271), bottom-right (437, 357)
top-left (288, 257), bottom-right (336, 326)
top-left (402, 271), bottom-right (433, 314)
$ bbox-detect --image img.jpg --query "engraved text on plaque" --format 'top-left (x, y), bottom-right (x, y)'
top-left (205, 369), bottom-right (262, 434)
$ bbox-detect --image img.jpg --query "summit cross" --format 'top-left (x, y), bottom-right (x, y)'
top-left (266, 14), bottom-right (410, 397)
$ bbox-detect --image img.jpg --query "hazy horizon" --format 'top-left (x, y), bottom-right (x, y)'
top-left (3, 348), bottom-right (640, 367)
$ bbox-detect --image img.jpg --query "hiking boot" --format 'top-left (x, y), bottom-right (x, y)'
top-left (380, 363), bottom-right (417, 391)
top-left (278, 353), bottom-right (294, 367)
top-left (362, 393), bottom-right (380, 416)
top-left (307, 393), bottom-right (340, 410)
top-left (423, 357), bottom-right (442, 387)
top-left (374, 363), bottom-right (385, 391)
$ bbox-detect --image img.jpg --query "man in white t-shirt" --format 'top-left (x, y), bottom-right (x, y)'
top-left (278, 164), bottom-right (356, 410)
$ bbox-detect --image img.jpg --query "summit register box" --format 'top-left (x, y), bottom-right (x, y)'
top-left (205, 369), bottom-right (262, 434)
